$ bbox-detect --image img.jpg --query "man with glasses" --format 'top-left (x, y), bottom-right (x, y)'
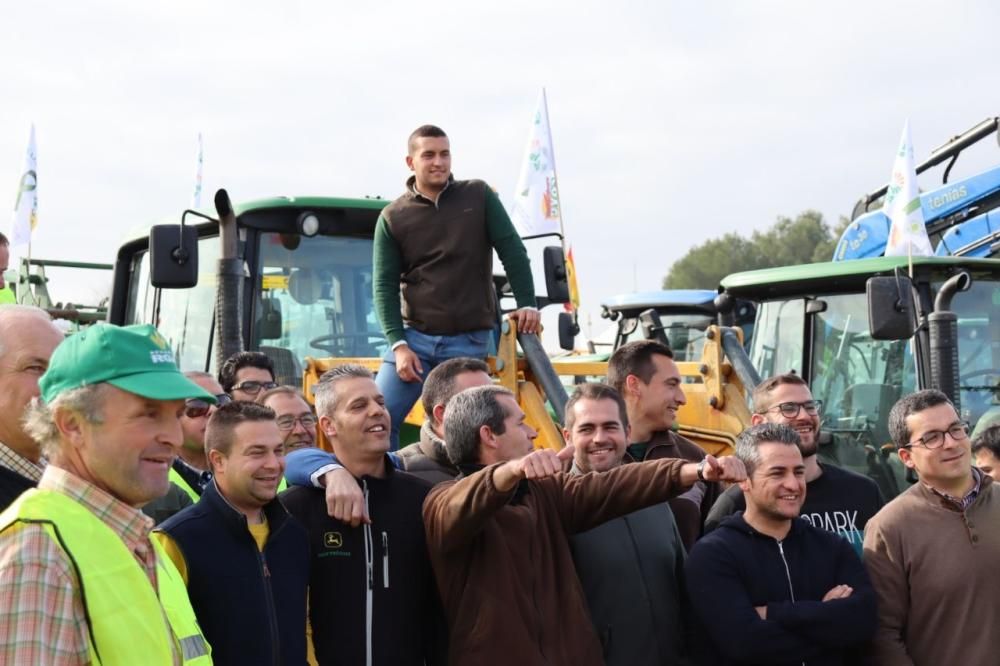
top-left (167, 371), bottom-right (233, 502)
top-left (706, 373), bottom-right (884, 553)
top-left (864, 389), bottom-right (1000, 665)
top-left (219, 351), bottom-right (278, 402)
top-left (258, 386), bottom-right (317, 454)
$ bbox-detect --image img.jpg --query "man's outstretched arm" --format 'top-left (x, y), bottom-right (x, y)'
top-left (422, 448), bottom-right (574, 553)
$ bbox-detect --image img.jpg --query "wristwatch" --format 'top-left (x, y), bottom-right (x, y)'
top-left (696, 459), bottom-right (708, 482)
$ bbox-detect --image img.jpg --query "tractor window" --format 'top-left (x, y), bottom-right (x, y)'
top-left (943, 278), bottom-right (1000, 433)
top-left (617, 312), bottom-right (714, 361)
top-left (252, 232), bottom-right (386, 384)
top-left (126, 236), bottom-right (221, 372)
top-left (809, 293), bottom-right (914, 499)
top-left (749, 299), bottom-right (805, 378)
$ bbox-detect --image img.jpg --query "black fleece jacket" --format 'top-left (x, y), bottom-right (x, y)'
top-left (684, 512), bottom-right (876, 666)
top-left (281, 459), bottom-right (446, 666)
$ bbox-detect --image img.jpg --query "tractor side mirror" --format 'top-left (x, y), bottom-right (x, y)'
top-left (150, 224), bottom-right (199, 288)
top-left (558, 311), bottom-right (579, 351)
top-left (542, 246), bottom-right (570, 305)
top-left (867, 275), bottom-right (917, 340)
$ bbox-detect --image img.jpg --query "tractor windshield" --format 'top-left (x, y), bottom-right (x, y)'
top-left (251, 232), bottom-right (387, 384)
top-left (943, 277), bottom-right (1000, 433)
top-left (751, 294), bottom-right (915, 498)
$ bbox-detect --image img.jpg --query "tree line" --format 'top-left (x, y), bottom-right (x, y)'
top-left (662, 211), bottom-right (851, 289)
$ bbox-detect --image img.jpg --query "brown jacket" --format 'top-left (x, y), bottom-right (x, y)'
top-left (863, 472), bottom-right (1000, 665)
top-left (422, 457), bottom-right (688, 666)
top-left (625, 429), bottom-right (721, 550)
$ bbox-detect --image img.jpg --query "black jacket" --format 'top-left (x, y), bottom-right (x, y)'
top-left (281, 459), bottom-right (446, 666)
top-left (685, 513), bottom-right (876, 666)
top-left (157, 481), bottom-right (309, 666)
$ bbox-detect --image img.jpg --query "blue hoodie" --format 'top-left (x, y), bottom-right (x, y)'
top-left (685, 512), bottom-right (876, 665)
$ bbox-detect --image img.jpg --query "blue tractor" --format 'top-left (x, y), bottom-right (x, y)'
top-left (835, 117), bottom-right (1000, 261)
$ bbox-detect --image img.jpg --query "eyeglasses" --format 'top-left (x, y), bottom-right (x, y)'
top-left (275, 414), bottom-right (318, 431)
top-left (231, 380), bottom-right (279, 396)
top-left (903, 422), bottom-right (970, 450)
top-left (184, 394), bottom-right (233, 419)
top-left (761, 400), bottom-right (823, 418)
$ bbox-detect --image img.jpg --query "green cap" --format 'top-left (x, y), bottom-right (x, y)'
top-left (39, 323), bottom-right (216, 404)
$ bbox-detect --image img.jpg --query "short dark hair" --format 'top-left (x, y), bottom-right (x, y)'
top-left (606, 340), bottom-right (673, 395)
top-left (205, 401), bottom-right (276, 458)
top-left (421, 357), bottom-right (490, 426)
top-left (752, 373), bottom-right (809, 413)
top-left (444, 385), bottom-right (513, 467)
top-left (408, 125), bottom-right (448, 153)
top-left (887, 389), bottom-right (954, 448)
top-left (971, 423), bottom-right (1000, 459)
top-left (0, 232), bottom-right (8, 247)
top-left (218, 351), bottom-right (275, 392)
top-left (564, 383), bottom-right (629, 431)
top-left (735, 422), bottom-right (802, 477)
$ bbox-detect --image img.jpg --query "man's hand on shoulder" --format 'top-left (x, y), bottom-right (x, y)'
top-left (508, 307), bottom-right (541, 335)
top-left (493, 446), bottom-right (575, 491)
top-left (321, 468), bottom-right (369, 527)
top-left (393, 344), bottom-right (424, 383)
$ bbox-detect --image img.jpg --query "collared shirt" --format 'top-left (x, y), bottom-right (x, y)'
top-left (0, 440), bottom-right (44, 483)
top-left (0, 465), bottom-right (177, 665)
top-left (927, 467), bottom-right (984, 511)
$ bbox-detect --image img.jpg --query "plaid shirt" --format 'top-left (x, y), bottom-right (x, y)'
top-left (927, 467), bottom-right (984, 511)
top-left (0, 440), bottom-right (44, 483)
top-left (0, 465), bottom-right (178, 665)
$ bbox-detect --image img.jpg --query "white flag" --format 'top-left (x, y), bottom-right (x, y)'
top-left (192, 132), bottom-right (204, 209)
top-left (884, 120), bottom-right (933, 257)
top-left (510, 89), bottom-right (563, 238)
top-left (11, 125), bottom-right (38, 249)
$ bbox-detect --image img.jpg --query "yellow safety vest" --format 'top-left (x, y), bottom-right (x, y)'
top-left (0, 489), bottom-right (213, 665)
top-left (0, 286), bottom-right (15, 304)
top-left (169, 466), bottom-right (201, 503)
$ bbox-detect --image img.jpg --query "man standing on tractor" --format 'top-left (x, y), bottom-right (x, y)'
top-left (373, 124), bottom-right (540, 449)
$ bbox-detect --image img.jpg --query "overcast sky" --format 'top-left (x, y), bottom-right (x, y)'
top-left (3, 0), bottom-right (1000, 341)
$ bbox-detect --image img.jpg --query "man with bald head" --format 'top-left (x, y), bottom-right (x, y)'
top-left (0, 305), bottom-right (63, 509)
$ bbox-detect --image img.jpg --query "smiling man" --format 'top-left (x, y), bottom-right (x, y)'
top-left (281, 364), bottom-right (445, 666)
top-left (686, 423), bottom-right (876, 666)
top-left (0, 323), bottom-right (214, 665)
top-left (706, 373), bottom-right (884, 553)
top-left (424, 383), bottom-right (746, 665)
top-left (607, 339), bottom-right (718, 549)
top-left (259, 385), bottom-right (317, 455)
top-left (156, 400), bottom-right (308, 665)
top-left (566, 383), bottom-right (690, 666)
top-left (372, 124), bottom-right (539, 449)
top-left (864, 390), bottom-right (1000, 665)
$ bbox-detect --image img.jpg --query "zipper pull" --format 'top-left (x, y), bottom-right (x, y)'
top-left (382, 531), bottom-right (390, 589)
top-left (261, 554), bottom-right (271, 578)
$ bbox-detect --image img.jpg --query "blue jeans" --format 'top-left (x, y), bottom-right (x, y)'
top-left (376, 327), bottom-right (491, 450)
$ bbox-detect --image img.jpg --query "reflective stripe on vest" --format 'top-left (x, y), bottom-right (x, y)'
top-left (0, 489), bottom-right (212, 665)
top-left (169, 467), bottom-right (201, 503)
